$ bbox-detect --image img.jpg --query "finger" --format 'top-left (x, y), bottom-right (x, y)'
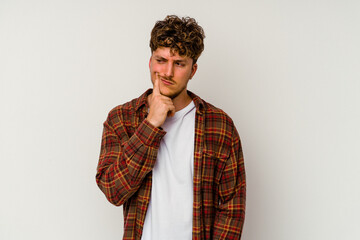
top-left (168, 104), bottom-right (176, 117)
top-left (153, 72), bottom-right (161, 96)
top-left (162, 96), bottom-right (173, 103)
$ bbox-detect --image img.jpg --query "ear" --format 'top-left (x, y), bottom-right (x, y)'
top-left (190, 63), bottom-right (198, 79)
top-left (149, 56), bottom-right (152, 69)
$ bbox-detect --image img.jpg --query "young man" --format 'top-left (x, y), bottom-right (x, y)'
top-left (96, 15), bottom-right (246, 240)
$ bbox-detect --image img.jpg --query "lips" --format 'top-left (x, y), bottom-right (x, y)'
top-left (160, 77), bottom-right (174, 85)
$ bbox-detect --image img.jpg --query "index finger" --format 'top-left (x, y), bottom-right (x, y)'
top-left (153, 72), bottom-right (161, 96)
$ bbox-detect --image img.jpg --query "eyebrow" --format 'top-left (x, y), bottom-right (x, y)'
top-left (154, 55), bottom-right (187, 63)
top-left (174, 60), bottom-right (186, 64)
top-left (154, 56), bottom-right (167, 61)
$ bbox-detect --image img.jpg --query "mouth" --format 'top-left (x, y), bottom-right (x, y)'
top-left (160, 77), bottom-right (175, 86)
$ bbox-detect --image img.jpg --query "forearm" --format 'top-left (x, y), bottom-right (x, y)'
top-left (96, 119), bottom-right (165, 206)
top-left (213, 129), bottom-right (246, 239)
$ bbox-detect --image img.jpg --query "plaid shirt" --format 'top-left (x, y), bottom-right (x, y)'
top-left (96, 89), bottom-right (246, 240)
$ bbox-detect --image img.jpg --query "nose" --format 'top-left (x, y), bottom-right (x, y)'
top-left (164, 63), bottom-right (174, 78)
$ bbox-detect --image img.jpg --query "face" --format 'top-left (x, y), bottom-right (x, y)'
top-left (149, 47), bottom-right (197, 99)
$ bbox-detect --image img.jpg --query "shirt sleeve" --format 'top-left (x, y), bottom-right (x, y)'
top-left (213, 127), bottom-right (246, 239)
top-left (96, 113), bottom-right (166, 206)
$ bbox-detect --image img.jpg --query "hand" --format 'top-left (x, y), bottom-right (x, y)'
top-left (146, 73), bottom-right (175, 128)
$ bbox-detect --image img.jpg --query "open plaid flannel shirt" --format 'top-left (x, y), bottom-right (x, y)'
top-left (96, 89), bottom-right (246, 240)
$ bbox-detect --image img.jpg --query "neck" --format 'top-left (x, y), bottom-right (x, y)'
top-left (172, 91), bottom-right (192, 112)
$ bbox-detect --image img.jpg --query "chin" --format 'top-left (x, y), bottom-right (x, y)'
top-left (161, 92), bottom-right (177, 99)
top-left (159, 85), bottom-right (187, 99)
top-left (160, 89), bottom-right (180, 99)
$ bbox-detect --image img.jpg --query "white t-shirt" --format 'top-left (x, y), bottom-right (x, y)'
top-left (141, 101), bottom-right (196, 240)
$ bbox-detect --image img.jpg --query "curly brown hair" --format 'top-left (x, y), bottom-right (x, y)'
top-left (150, 15), bottom-right (205, 64)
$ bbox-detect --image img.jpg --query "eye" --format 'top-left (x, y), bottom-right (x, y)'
top-left (156, 59), bottom-right (165, 63)
top-left (176, 62), bottom-right (185, 67)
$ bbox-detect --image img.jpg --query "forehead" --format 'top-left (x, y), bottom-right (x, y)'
top-left (152, 47), bottom-right (191, 61)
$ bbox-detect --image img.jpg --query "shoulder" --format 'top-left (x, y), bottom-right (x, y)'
top-left (105, 91), bottom-right (148, 127)
top-left (107, 98), bottom-right (138, 119)
top-left (199, 97), bottom-right (238, 157)
top-left (201, 98), bottom-right (235, 130)
top-left (190, 91), bottom-right (234, 126)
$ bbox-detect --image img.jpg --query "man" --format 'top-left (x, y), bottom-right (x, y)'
top-left (96, 15), bottom-right (246, 240)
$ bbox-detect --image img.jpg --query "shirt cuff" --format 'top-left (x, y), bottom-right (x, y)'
top-left (135, 119), bottom-right (166, 148)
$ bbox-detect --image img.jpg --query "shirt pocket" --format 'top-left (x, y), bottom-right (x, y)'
top-left (201, 149), bottom-right (229, 185)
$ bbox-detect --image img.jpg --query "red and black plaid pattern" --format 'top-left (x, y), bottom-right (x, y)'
top-left (96, 89), bottom-right (246, 240)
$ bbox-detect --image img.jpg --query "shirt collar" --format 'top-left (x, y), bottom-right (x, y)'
top-left (134, 89), bottom-right (205, 114)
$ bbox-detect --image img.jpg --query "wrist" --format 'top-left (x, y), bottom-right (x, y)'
top-left (146, 116), bottom-right (161, 128)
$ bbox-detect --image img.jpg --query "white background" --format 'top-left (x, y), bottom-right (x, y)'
top-left (1, 0), bottom-right (359, 239)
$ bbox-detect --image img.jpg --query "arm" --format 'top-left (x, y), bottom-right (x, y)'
top-left (96, 114), bottom-right (165, 206)
top-left (213, 127), bottom-right (246, 239)
top-left (97, 74), bottom-right (174, 206)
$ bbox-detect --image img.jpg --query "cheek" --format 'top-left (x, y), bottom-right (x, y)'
top-left (150, 62), bottom-right (162, 73)
top-left (182, 69), bottom-right (194, 79)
